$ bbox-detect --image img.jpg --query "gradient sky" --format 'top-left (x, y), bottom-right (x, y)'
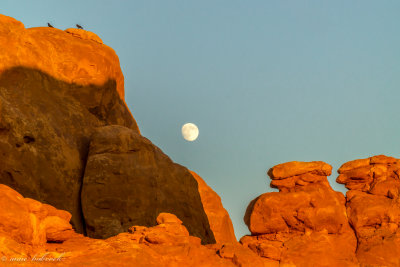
top-left (3, 1), bottom-right (400, 239)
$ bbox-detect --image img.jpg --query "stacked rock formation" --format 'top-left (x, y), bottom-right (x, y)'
top-left (337, 155), bottom-right (400, 266)
top-left (242, 161), bottom-right (358, 266)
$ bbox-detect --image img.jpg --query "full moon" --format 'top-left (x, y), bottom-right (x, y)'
top-left (181, 123), bottom-right (199, 141)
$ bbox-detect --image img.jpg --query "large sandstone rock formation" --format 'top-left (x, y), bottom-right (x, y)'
top-left (0, 14), bottom-right (220, 244)
top-left (0, 184), bottom-right (263, 267)
top-left (81, 125), bottom-right (214, 243)
top-left (242, 161), bottom-right (358, 266)
top-left (337, 155), bottom-right (400, 267)
top-left (190, 171), bottom-right (237, 243)
top-left (0, 14), bottom-right (138, 233)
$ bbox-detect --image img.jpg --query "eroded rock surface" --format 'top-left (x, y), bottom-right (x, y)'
top-left (242, 161), bottom-right (358, 266)
top-left (0, 184), bottom-right (76, 258)
top-left (81, 125), bottom-right (215, 244)
top-left (0, 185), bottom-right (262, 267)
top-left (337, 155), bottom-right (400, 267)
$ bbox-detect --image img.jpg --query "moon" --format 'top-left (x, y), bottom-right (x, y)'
top-left (181, 123), bottom-right (199, 141)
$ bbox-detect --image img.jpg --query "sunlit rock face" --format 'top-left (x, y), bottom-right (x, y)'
top-left (0, 15), bottom-right (126, 99)
top-left (190, 170), bottom-right (237, 243)
top-left (0, 184), bottom-right (76, 258)
top-left (242, 161), bottom-right (358, 267)
top-left (337, 155), bottom-right (400, 267)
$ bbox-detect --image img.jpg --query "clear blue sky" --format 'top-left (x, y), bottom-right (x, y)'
top-left (3, 1), bottom-right (400, 239)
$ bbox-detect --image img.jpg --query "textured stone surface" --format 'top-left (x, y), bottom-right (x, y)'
top-left (338, 155), bottom-right (400, 267)
top-left (0, 14), bottom-right (126, 99)
top-left (0, 184), bottom-right (77, 258)
top-left (267, 161), bottom-right (332, 192)
top-left (0, 185), bottom-right (262, 267)
top-left (81, 125), bottom-right (215, 244)
top-left (243, 161), bottom-right (358, 266)
top-left (268, 161), bottom-right (332, 179)
top-left (337, 155), bottom-right (400, 197)
top-left (64, 28), bottom-right (103, 44)
top-left (0, 14), bottom-right (138, 234)
top-left (190, 171), bottom-right (237, 243)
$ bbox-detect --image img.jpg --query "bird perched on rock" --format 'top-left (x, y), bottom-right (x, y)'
top-left (76, 24), bottom-right (83, 29)
top-left (47, 23), bottom-right (54, 28)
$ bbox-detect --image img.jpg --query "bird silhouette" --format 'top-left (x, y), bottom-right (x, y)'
top-left (47, 23), bottom-right (54, 28)
top-left (76, 24), bottom-right (83, 29)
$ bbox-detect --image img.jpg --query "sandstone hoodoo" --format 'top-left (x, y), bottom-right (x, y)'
top-left (337, 155), bottom-right (400, 267)
top-left (242, 160), bottom-right (358, 266)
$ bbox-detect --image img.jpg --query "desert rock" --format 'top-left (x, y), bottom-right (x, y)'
top-left (81, 125), bottom-right (215, 244)
top-left (0, 14), bottom-right (138, 233)
top-left (337, 155), bottom-right (400, 267)
top-left (267, 161), bottom-right (332, 192)
top-left (243, 161), bottom-right (358, 266)
top-left (190, 170), bottom-right (237, 243)
top-left (0, 185), bottom-right (262, 267)
top-left (0, 184), bottom-right (78, 258)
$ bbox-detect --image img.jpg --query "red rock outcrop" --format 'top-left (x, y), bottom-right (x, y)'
top-left (190, 171), bottom-right (237, 243)
top-left (0, 184), bottom-right (263, 267)
top-left (337, 155), bottom-right (400, 266)
top-left (0, 184), bottom-right (77, 258)
top-left (0, 14), bottom-right (126, 99)
top-left (242, 161), bottom-right (358, 266)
